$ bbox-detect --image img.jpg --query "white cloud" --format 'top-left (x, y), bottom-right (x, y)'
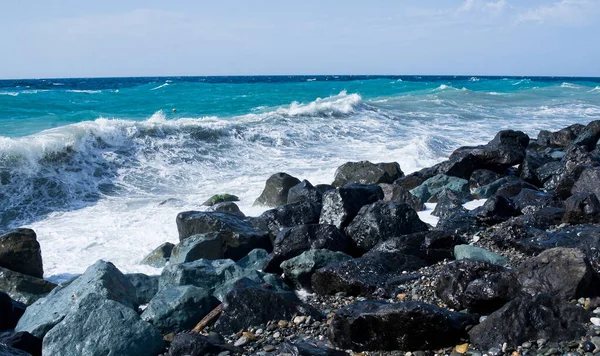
top-left (517, 0), bottom-right (600, 26)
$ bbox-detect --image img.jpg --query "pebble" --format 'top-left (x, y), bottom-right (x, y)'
top-left (273, 332), bottom-right (281, 339)
top-left (234, 336), bottom-right (250, 347)
top-left (488, 347), bottom-right (501, 356)
top-left (537, 339), bottom-right (548, 348)
top-left (522, 342), bottom-right (532, 349)
top-left (583, 341), bottom-right (596, 352)
top-left (454, 343), bottom-right (469, 354)
top-left (293, 316), bottom-right (306, 325)
top-left (278, 320), bottom-right (289, 328)
top-left (256, 329), bottom-right (264, 335)
top-left (263, 345), bottom-right (276, 352)
top-left (591, 318), bottom-right (600, 326)
top-left (594, 308), bottom-right (600, 314)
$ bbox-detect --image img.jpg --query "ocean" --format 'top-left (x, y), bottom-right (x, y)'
top-left (1, 75), bottom-right (600, 281)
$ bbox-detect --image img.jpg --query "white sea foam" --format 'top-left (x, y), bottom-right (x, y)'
top-left (0, 92), bottom-right (18, 96)
top-left (560, 82), bottom-right (579, 89)
top-left (590, 86), bottom-right (600, 93)
top-left (66, 90), bottom-right (102, 94)
top-left (150, 83), bottom-right (170, 91)
top-left (276, 91), bottom-right (362, 117)
top-left (469, 77), bottom-right (480, 82)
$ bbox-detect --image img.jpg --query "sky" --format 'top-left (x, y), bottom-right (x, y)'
top-left (0, 0), bottom-right (599, 78)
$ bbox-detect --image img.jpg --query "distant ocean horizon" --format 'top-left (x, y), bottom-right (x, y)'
top-left (1, 75), bottom-right (599, 280)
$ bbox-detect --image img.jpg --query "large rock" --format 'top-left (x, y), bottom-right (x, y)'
top-left (319, 184), bottom-right (383, 230)
top-left (0, 292), bottom-right (25, 331)
top-left (515, 248), bottom-right (600, 300)
top-left (166, 333), bottom-right (243, 356)
top-left (379, 183), bottom-right (424, 211)
top-left (511, 188), bottom-right (557, 214)
top-left (328, 300), bottom-right (477, 351)
top-left (214, 278), bottom-right (322, 334)
top-left (410, 174), bottom-right (470, 203)
top-left (287, 180), bottom-right (323, 204)
top-left (572, 167), bottom-right (600, 200)
top-left (519, 151), bottom-right (554, 186)
top-left (0, 229), bottom-right (43, 279)
top-left (257, 201), bottom-right (322, 237)
top-left (15, 260), bottom-right (138, 338)
top-left (263, 224), bottom-right (352, 274)
top-left (0, 332), bottom-right (41, 356)
top-left (469, 294), bottom-right (589, 349)
top-left (562, 192), bottom-right (600, 224)
top-left (472, 177), bottom-right (518, 199)
top-left (436, 260), bottom-right (518, 314)
top-left (126, 273), bottom-right (159, 305)
top-left (281, 249), bottom-right (352, 291)
top-left (454, 245), bottom-right (508, 265)
top-left (573, 120), bottom-right (600, 151)
top-left (332, 161), bottom-right (403, 187)
top-left (473, 195), bottom-right (520, 225)
top-left (431, 190), bottom-right (469, 219)
top-left (175, 211), bottom-right (271, 261)
top-left (141, 286), bottom-right (219, 333)
top-left (169, 233), bottom-right (225, 264)
top-left (469, 169), bottom-right (502, 188)
top-left (42, 294), bottom-right (164, 356)
top-left (345, 201), bottom-right (428, 252)
top-left (538, 124), bottom-right (586, 147)
top-left (236, 248), bottom-right (270, 270)
top-left (140, 242), bottom-right (174, 268)
top-left (0, 267), bottom-right (56, 305)
top-left (254, 172), bottom-right (301, 207)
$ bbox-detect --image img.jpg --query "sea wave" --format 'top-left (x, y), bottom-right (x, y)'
top-left (560, 82), bottom-right (579, 89)
top-left (275, 91), bottom-right (363, 117)
top-left (0, 92), bottom-right (19, 96)
top-left (66, 90), bottom-right (102, 94)
top-left (150, 83), bottom-right (170, 91)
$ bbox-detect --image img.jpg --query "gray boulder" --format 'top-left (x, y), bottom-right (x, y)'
top-left (572, 167), bottom-right (600, 200)
top-left (319, 184), bottom-right (383, 230)
top-left (235, 248), bottom-right (270, 270)
top-left (0, 229), bottom-right (43, 279)
top-left (254, 172), bottom-right (301, 207)
top-left (42, 294), bottom-right (164, 356)
top-left (141, 286), bottom-right (219, 333)
top-left (454, 245), bottom-right (508, 266)
top-left (281, 249), bottom-right (352, 291)
top-left (562, 192), bottom-right (600, 224)
top-left (16, 260), bottom-right (138, 338)
top-left (126, 273), bottom-right (159, 305)
top-left (287, 180), bottom-right (323, 204)
top-left (379, 183), bottom-right (424, 211)
top-left (410, 174), bottom-right (470, 203)
top-left (140, 242), bottom-right (174, 268)
top-left (332, 161), bottom-right (403, 187)
top-left (169, 233), bottom-right (225, 264)
top-left (0, 267), bottom-right (56, 305)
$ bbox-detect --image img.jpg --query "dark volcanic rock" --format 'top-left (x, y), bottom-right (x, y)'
top-left (16, 260), bottom-right (138, 338)
top-left (126, 273), bottom-right (159, 305)
top-left (511, 189), bottom-right (557, 213)
top-left (0, 344), bottom-right (31, 356)
top-left (436, 260), bottom-right (519, 314)
top-left (469, 294), bottom-right (589, 349)
top-left (473, 195), bottom-right (521, 225)
top-left (328, 300), bottom-right (477, 351)
top-left (166, 333), bottom-right (243, 356)
top-left (287, 180), bottom-right (323, 204)
top-left (345, 201), bottom-right (428, 252)
top-left (515, 247), bottom-right (600, 300)
top-left (263, 224), bottom-right (352, 274)
top-left (140, 242), bottom-right (174, 268)
top-left (394, 174), bottom-right (427, 190)
top-left (253, 172), bottom-right (301, 207)
top-left (410, 174), bottom-right (470, 203)
top-left (0, 229), bottom-right (43, 279)
top-left (0, 267), bottom-right (56, 305)
top-left (519, 150), bottom-right (554, 186)
top-left (495, 180), bottom-right (539, 198)
top-left (469, 169), bottom-right (502, 188)
top-left (0, 331), bottom-right (42, 356)
top-left (573, 120), bottom-right (600, 151)
top-left (141, 286), bottom-right (219, 333)
top-left (472, 176), bottom-right (518, 199)
top-left (538, 124), bottom-right (585, 147)
top-left (280, 249), bottom-right (353, 291)
top-left (332, 161), bottom-right (403, 187)
top-left (435, 211), bottom-right (485, 236)
top-left (319, 184), bottom-right (383, 230)
top-left (278, 342), bottom-right (348, 356)
top-left (207, 201), bottom-right (244, 216)
top-left (169, 233), bottom-right (225, 263)
top-left (175, 211), bottom-right (271, 261)
top-left (431, 190), bottom-right (469, 219)
top-left (379, 183), bottom-right (425, 211)
top-left (562, 192), bottom-right (600, 224)
top-left (214, 278), bottom-right (322, 334)
top-left (0, 291), bottom-right (26, 331)
top-left (257, 201), bottom-right (322, 238)
top-left (572, 166), bottom-right (600, 200)
top-left (42, 294), bottom-right (164, 356)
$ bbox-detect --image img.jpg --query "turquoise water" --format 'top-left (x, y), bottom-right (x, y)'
top-left (1, 75), bottom-right (599, 277)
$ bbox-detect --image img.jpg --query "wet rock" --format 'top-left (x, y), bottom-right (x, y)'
top-left (473, 195), bottom-right (521, 225)
top-left (175, 211), bottom-right (271, 261)
top-left (495, 180), bottom-right (539, 198)
top-left (166, 333), bottom-right (243, 356)
top-left (42, 294), bottom-right (164, 356)
top-left (202, 193), bottom-right (239, 206)
top-left (208, 201), bottom-right (244, 216)
top-left (0, 331), bottom-right (41, 356)
top-left (126, 273), bottom-right (159, 305)
top-left (573, 120), bottom-right (600, 151)
top-left (328, 300), bottom-right (477, 351)
top-left (435, 211), bottom-right (485, 236)
top-left (287, 180), bottom-right (323, 204)
top-left (214, 278), bottom-right (322, 334)
top-left (538, 124), bottom-right (585, 148)
top-left (0, 291), bottom-right (26, 331)
top-left (262, 224), bottom-right (352, 274)
top-left (515, 248), bottom-right (600, 300)
top-left (0, 229), bottom-right (43, 279)
top-left (254, 172), bottom-right (301, 207)
top-left (519, 151), bottom-right (554, 186)
top-left (140, 242), bottom-right (174, 268)
top-left (562, 192), bottom-right (600, 224)
top-left (379, 183), bottom-right (425, 211)
top-left (454, 245), bottom-right (508, 265)
top-left (315, 184), bottom-right (335, 194)
top-left (431, 190), bottom-right (469, 219)
top-left (278, 342), bottom-right (348, 356)
top-left (141, 286), bottom-right (219, 333)
top-left (345, 201), bottom-right (428, 252)
top-left (572, 167), bottom-right (600, 200)
top-left (319, 184), bottom-right (383, 230)
top-left (394, 174), bottom-right (427, 190)
top-left (472, 176), bottom-right (518, 199)
top-left (0, 267), bottom-right (56, 305)
top-left (169, 233), bottom-right (225, 263)
top-left (257, 201), bottom-right (322, 237)
top-left (280, 249), bottom-right (352, 291)
top-left (332, 161), bottom-right (403, 187)
top-left (236, 248), bottom-right (270, 270)
top-left (410, 174), bottom-right (470, 203)
top-left (511, 189), bottom-right (557, 213)
top-left (436, 260), bottom-right (518, 314)
top-left (16, 260), bottom-right (138, 338)
top-left (469, 169), bottom-right (503, 188)
top-left (0, 344), bottom-right (30, 356)
top-left (469, 294), bottom-right (589, 349)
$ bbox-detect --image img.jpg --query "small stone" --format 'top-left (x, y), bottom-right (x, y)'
top-left (583, 341), bottom-right (596, 352)
top-left (263, 345), bottom-right (276, 352)
top-left (234, 336), bottom-right (250, 347)
top-left (293, 316), bottom-right (306, 325)
top-left (522, 342), bottom-right (532, 349)
top-left (163, 333), bottom-right (175, 342)
top-left (397, 293), bottom-right (408, 301)
top-left (479, 316), bottom-right (487, 323)
top-left (277, 320), bottom-right (288, 328)
top-left (537, 339), bottom-right (548, 347)
top-left (273, 332), bottom-right (281, 339)
top-left (353, 353), bottom-right (367, 356)
top-left (502, 342), bottom-right (508, 353)
top-left (488, 347), bottom-right (501, 356)
top-left (242, 332), bottom-right (256, 341)
top-left (256, 329), bottom-right (264, 335)
top-left (455, 343), bottom-right (469, 354)
top-left (591, 317), bottom-right (600, 326)
top-left (545, 348), bottom-right (558, 355)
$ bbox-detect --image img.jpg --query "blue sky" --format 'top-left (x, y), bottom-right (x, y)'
top-left (1, 0), bottom-right (599, 78)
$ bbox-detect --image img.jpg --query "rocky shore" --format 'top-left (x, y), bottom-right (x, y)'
top-left (2, 120), bottom-right (600, 356)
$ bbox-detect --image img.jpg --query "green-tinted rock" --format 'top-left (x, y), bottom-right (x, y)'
top-left (410, 174), bottom-right (471, 203)
top-left (472, 177), bottom-right (518, 199)
top-left (454, 245), bottom-right (508, 266)
top-left (202, 194), bottom-right (239, 207)
top-left (169, 233), bottom-right (224, 264)
top-left (0, 267), bottom-right (56, 305)
top-left (236, 248), bottom-right (270, 270)
top-left (140, 242), bottom-right (175, 268)
top-left (281, 249), bottom-right (352, 291)
top-left (254, 173), bottom-right (301, 207)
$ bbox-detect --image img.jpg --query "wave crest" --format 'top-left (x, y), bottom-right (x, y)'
top-left (276, 91), bottom-right (363, 117)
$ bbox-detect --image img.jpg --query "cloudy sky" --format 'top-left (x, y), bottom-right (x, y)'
top-left (0, 0), bottom-right (599, 78)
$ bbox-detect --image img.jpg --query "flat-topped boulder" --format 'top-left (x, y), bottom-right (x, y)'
top-left (332, 161), bottom-right (403, 187)
top-left (319, 184), bottom-right (383, 230)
